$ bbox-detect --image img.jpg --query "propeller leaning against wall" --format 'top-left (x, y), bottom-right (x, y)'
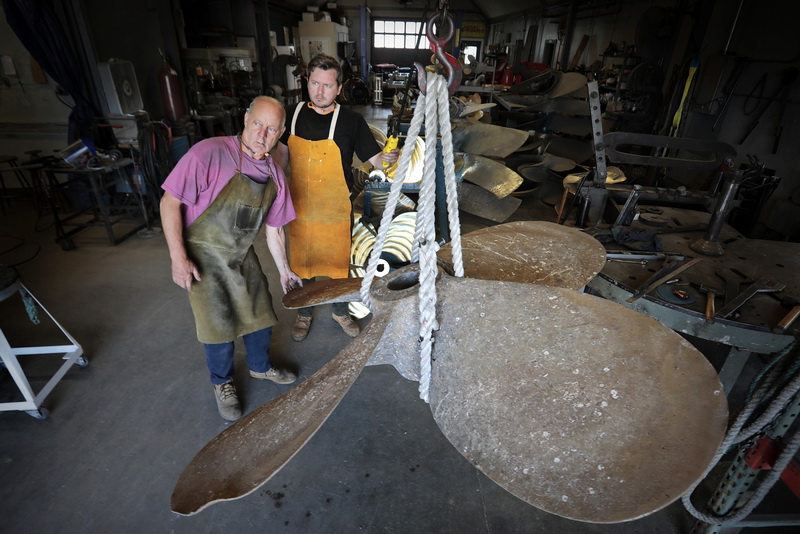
top-left (171, 221), bottom-right (728, 524)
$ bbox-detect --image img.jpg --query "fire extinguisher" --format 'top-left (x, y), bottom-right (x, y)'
top-left (158, 51), bottom-right (186, 123)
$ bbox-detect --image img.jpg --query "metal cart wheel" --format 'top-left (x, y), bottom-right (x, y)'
top-left (25, 407), bottom-right (49, 420)
top-left (59, 237), bottom-right (76, 251)
top-left (76, 356), bottom-right (89, 368)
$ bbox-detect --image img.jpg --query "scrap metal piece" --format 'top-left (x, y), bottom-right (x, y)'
top-left (437, 221), bottom-right (606, 290)
top-left (626, 257), bottom-right (702, 303)
top-left (454, 152), bottom-right (523, 199)
top-left (429, 274), bottom-right (727, 523)
top-left (716, 278), bottom-right (786, 318)
top-left (715, 268), bottom-right (753, 307)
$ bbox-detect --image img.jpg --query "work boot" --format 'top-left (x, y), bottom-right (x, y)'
top-left (332, 313), bottom-right (360, 337)
top-left (250, 367), bottom-right (297, 384)
top-left (292, 314), bottom-right (312, 341)
top-left (213, 381), bottom-right (242, 421)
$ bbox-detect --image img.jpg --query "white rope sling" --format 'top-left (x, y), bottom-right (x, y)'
top-left (360, 70), bottom-right (464, 402)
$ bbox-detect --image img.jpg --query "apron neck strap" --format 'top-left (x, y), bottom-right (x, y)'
top-left (236, 137), bottom-right (243, 173)
top-left (291, 103), bottom-right (304, 136)
top-left (327, 103), bottom-right (341, 140)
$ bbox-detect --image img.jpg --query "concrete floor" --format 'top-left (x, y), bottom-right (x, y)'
top-left (0, 105), bottom-right (796, 533)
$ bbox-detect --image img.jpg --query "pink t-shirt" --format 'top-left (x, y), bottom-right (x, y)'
top-left (161, 136), bottom-right (295, 228)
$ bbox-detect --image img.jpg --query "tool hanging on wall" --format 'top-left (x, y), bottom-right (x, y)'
top-left (712, 57), bottom-right (749, 131)
top-left (670, 57), bottom-right (699, 137)
top-left (739, 67), bottom-right (798, 146)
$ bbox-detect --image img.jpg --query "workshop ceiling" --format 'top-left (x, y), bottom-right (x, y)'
top-left (272, 0), bottom-right (564, 22)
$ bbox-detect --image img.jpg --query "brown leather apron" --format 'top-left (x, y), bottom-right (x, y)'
top-left (184, 147), bottom-right (279, 344)
top-left (287, 102), bottom-right (351, 279)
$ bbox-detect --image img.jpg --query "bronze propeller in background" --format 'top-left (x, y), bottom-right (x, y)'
top-left (451, 119), bottom-right (530, 158)
top-left (171, 222), bottom-right (728, 523)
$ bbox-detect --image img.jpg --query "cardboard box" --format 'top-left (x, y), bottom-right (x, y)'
top-left (302, 12), bottom-right (314, 21)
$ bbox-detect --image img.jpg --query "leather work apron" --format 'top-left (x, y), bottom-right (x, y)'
top-left (184, 148), bottom-right (278, 344)
top-left (287, 102), bottom-right (351, 280)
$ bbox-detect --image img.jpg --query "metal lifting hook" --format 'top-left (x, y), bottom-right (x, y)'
top-left (413, 10), bottom-right (462, 95)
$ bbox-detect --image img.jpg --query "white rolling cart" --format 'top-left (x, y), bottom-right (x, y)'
top-left (0, 264), bottom-right (87, 419)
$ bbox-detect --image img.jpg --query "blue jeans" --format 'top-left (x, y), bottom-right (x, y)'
top-left (203, 327), bottom-right (272, 385)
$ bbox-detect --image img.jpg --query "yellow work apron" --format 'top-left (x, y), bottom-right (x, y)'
top-left (287, 102), bottom-right (351, 279)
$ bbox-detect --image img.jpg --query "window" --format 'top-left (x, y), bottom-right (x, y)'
top-left (462, 45), bottom-right (479, 62)
top-left (374, 20), bottom-right (429, 49)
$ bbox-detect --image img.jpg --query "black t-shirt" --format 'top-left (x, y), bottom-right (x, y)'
top-left (280, 103), bottom-right (381, 190)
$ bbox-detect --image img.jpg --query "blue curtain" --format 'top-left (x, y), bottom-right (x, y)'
top-left (3, 0), bottom-right (100, 145)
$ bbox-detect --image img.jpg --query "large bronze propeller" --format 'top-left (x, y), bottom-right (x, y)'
top-left (171, 222), bottom-right (727, 523)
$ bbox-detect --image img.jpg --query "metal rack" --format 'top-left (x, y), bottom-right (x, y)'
top-left (31, 158), bottom-right (148, 249)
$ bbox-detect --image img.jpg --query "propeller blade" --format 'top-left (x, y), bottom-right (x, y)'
top-left (549, 72), bottom-right (588, 98)
top-left (438, 221), bottom-right (606, 290)
top-left (456, 181), bottom-right (522, 222)
top-left (497, 95), bottom-right (591, 117)
top-left (509, 69), bottom-right (561, 95)
top-left (516, 163), bottom-right (562, 184)
top-left (451, 119), bottom-right (530, 158)
top-left (172, 270), bottom-right (430, 515)
top-left (544, 136), bottom-right (595, 164)
top-left (282, 278), bottom-right (365, 309)
top-left (454, 152), bottom-right (523, 199)
top-left (502, 153), bottom-right (576, 173)
top-left (547, 114), bottom-right (593, 137)
top-left (429, 275), bottom-right (728, 523)
top-left (171, 312), bottom-right (391, 516)
top-left (496, 93), bottom-right (549, 110)
top-left (525, 97), bottom-right (591, 116)
top-left (498, 110), bottom-right (548, 124)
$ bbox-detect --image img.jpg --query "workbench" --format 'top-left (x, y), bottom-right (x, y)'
top-left (587, 206), bottom-right (797, 394)
top-left (31, 158), bottom-right (149, 249)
